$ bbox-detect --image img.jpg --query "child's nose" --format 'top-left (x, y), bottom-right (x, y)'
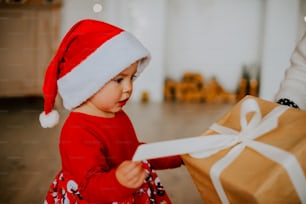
top-left (123, 80), bottom-right (133, 93)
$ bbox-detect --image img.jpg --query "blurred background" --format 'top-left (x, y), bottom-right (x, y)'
top-left (1, 0), bottom-right (306, 102)
top-left (0, 0), bottom-right (306, 203)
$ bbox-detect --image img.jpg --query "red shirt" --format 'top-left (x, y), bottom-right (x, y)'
top-left (57, 110), bottom-right (182, 203)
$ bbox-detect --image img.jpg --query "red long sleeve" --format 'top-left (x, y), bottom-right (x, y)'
top-left (149, 155), bottom-right (183, 170)
top-left (59, 111), bottom-right (139, 203)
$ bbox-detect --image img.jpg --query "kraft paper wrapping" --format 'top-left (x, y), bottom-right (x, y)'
top-left (182, 96), bottom-right (306, 204)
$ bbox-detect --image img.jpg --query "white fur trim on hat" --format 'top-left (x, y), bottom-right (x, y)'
top-left (58, 31), bottom-right (150, 110)
top-left (39, 110), bottom-right (60, 128)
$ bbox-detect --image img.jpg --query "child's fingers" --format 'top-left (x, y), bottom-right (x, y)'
top-left (116, 160), bottom-right (146, 188)
top-left (124, 162), bottom-right (145, 181)
top-left (119, 161), bottom-right (142, 176)
top-left (130, 168), bottom-right (147, 187)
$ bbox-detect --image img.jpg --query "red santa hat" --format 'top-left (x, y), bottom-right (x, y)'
top-left (39, 19), bottom-right (150, 128)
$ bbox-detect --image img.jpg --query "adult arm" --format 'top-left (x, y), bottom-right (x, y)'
top-left (275, 31), bottom-right (306, 110)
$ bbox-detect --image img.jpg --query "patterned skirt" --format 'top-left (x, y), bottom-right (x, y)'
top-left (44, 160), bottom-right (171, 204)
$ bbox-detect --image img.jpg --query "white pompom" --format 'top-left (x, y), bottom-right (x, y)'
top-left (39, 110), bottom-right (60, 128)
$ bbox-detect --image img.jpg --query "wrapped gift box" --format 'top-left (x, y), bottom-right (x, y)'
top-left (182, 96), bottom-right (306, 204)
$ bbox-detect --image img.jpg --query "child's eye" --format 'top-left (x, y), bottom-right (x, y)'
top-left (113, 77), bottom-right (123, 83)
top-left (131, 74), bottom-right (137, 81)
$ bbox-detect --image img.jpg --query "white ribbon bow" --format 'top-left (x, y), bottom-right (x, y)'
top-left (190, 98), bottom-right (306, 204)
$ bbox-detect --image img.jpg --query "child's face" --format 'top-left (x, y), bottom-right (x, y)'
top-left (88, 62), bottom-right (138, 117)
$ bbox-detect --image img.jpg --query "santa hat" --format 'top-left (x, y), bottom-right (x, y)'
top-left (39, 19), bottom-right (150, 128)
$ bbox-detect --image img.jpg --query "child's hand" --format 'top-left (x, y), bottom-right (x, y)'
top-left (115, 160), bottom-right (147, 189)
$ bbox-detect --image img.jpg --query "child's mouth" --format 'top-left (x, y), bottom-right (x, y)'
top-left (119, 99), bottom-right (128, 107)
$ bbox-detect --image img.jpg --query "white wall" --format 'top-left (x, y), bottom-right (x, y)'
top-left (260, 0), bottom-right (300, 101)
top-left (59, 0), bottom-right (302, 102)
top-left (165, 0), bottom-right (264, 92)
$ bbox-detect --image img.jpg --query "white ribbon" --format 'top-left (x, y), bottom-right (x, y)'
top-left (190, 98), bottom-right (306, 204)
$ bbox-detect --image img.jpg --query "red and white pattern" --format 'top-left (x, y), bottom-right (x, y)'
top-left (44, 161), bottom-right (171, 204)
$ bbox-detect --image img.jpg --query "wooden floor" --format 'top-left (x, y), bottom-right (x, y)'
top-left (0, 97), bottom-right (233, 204)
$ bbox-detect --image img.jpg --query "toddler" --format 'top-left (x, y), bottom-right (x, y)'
top-left (39, 19), bottom-right (182, 204)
